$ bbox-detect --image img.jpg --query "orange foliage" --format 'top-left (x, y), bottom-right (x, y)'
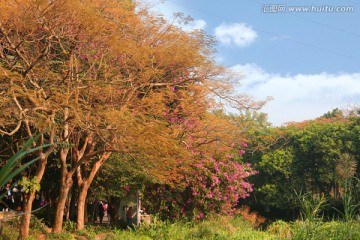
top-left (236, 206), bottom-right (266, 228)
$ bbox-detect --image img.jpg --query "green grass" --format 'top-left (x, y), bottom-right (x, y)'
top-left (1, 215), bottom-right (359, 239)
top-left (110, 216), bottom-right (275, 240)
top-left (110, 216), bottom-right (360, 240)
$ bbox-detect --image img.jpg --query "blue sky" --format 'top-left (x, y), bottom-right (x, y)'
top-left (145, 0), bottom-right (360, 126)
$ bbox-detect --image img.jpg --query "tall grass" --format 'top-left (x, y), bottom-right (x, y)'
top-left (1, 214), bottom-right (359, 239)
top-left (291, 220), bottom-right (360, 240)
top-left (110, 215), bottom-right (360, 240)
top-left (339, 177), bottom-right (360, 222)
top-left (268, 219), bottom-right (360, 240)
top-left (110, 215), bottom-right (274, 240)
top-left (294, 191), bottom-right (329, 222)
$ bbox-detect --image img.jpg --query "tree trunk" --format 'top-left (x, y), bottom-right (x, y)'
top-left (77, 183), bottom-right (90, 230)
top-left (65, 192), bottom-right (71, 222)
top-left (19, 156), bottom-right (48, 240)
top-left (52, 177), bottom-right (73, 233)
top-left (53, 126), bottom-right (70, 233)
top-left (18, 191), bottom-right (35, 239)
top-left (76, 152), bottom-right (112, 230)
top-left (84, 198), bottom-right (88, 223)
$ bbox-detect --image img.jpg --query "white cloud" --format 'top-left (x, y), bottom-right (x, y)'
top-left (215, 23), bottom-right (258, 48)
top-left (232, 64), bottom-right (360, 125)
top-left (181, 19), bottom-right (207, 32)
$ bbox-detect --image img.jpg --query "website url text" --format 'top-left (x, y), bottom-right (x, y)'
top-left (262, 5), bottom-right (355, 13)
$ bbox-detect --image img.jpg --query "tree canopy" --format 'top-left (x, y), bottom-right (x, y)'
top-left (1, 0), bottom-right (261, 237)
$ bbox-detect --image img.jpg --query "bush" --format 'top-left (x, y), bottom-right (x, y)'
top-left (268, 220), bottom-right (292, 239)
top-left (63, 220), bottom-right (77, 232)
top-left (30, 217), bottom-right (48, 235)
top-left (291, 220), bottom-right (360, 240)
top-left (45, 232), bottom-right (75, 240)
top-left (1, 213), bottom-right (359, 239)
top-left (110, 215), bottom-right (274, 240)
top-left (1, 224), bottom-right (19, 240)
top-left (75, 228), bottom-right (96, 240)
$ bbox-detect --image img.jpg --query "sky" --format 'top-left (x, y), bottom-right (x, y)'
top-left (144, 0), bottom-right (360, 126)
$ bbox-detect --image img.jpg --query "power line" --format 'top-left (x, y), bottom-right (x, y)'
top-left (247, 0), bottom-right (360, 38)
top-left (343, 0), bottom-right (360, 6)
top-left (165, 0), bottom-right (360, 62)
top-left (289, 14), bottom-right (360, 38)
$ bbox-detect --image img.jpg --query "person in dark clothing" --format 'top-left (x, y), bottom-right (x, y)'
top-left (93, 199), bottom-right (98, 223)
top-left (2, 183), bottom-right (12, 211)
top-left (107, 203), bottom-right (116, 225)
top-left (32, 193), bottom-right (41, 210)
top-left (126, 206), bottom-right (134, 228)
top-left (98, 201), bottom-right (105, 224)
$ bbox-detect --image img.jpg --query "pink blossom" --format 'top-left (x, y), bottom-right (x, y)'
top-left (212, 176), bottom-right (221, 185)
top-left (215, 163), bottom-right (220, 173)
top-left (238, 149), bottom-right (246, 156)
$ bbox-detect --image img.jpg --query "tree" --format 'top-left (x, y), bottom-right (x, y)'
top-left (1, 0), bottom-right (264, 235)
top-left (321, 108), bottom-right (344, 119)
top-left (71, 1), bottom-right (263, 230)
top-left (242, 115), bottom-right (359, 219)
top-left (0, 0), bottom-right (135, 234)
top-left (141, 110), bottom-right (259, 220)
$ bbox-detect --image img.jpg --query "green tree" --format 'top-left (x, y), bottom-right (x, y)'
top-left (255, 147), bottom-right (296, 211)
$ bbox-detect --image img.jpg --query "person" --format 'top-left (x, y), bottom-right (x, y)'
top-left (140, 207), bottom-right (148, 224)
top-left (107, 203), bottom-right (116, 225)
top-left (93, 199), bottom-right (98, 223)
top-left (32, 193), bottom-right (41, 210)
top-left (140, 207), bottom-right (146, 215)
top-left (102, 201), bottom-right (108, 215)
top-left (98, 201), bottom-right (105, 224)
top-left (126, 206), bottom-right (134, 228)
top-left (2, 183), bottom-right (12, 211)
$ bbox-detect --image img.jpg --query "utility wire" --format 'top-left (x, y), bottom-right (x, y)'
top-left (165, 0), bottom-right (360, 62)
top-left (247, 0), bottom-right (360, 38)
top-left (289, 14), bottom-right (360, 38)
top-left (343, 0), bottom-right (360, 6)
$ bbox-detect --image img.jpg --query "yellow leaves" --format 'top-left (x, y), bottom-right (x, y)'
top-left (0, 0), bottom-right (251, 188)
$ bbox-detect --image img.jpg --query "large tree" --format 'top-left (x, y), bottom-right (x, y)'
top-left (1, 0), bottom-right (259, 236)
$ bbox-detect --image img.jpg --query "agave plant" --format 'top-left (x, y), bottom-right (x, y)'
top-left (0, 133), bottom-right (52, 194)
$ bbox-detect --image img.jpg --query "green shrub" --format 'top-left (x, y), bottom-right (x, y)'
top-left (295, 191), bottom-right (329, 221)
top-left (291, 220), bottom-right (360, 240)
top-left (63, 220), bottom-right (77, 232)
top-left (1, 224), bottom-right (19, 240)
top-left (30, 217), bottom-right (48, 234)
top-left (110, 215), bottom-right (274, 240)
top-left (2, 212), bottom-right (358, 240)
top-left (88, 224), bottom-right (109, 234)
top-left (268, 220), bottom-right (292, 239)
top-left (75, 228), bottom-right (96, 240)
top-left (46, 232), bottom-right (75, 240)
